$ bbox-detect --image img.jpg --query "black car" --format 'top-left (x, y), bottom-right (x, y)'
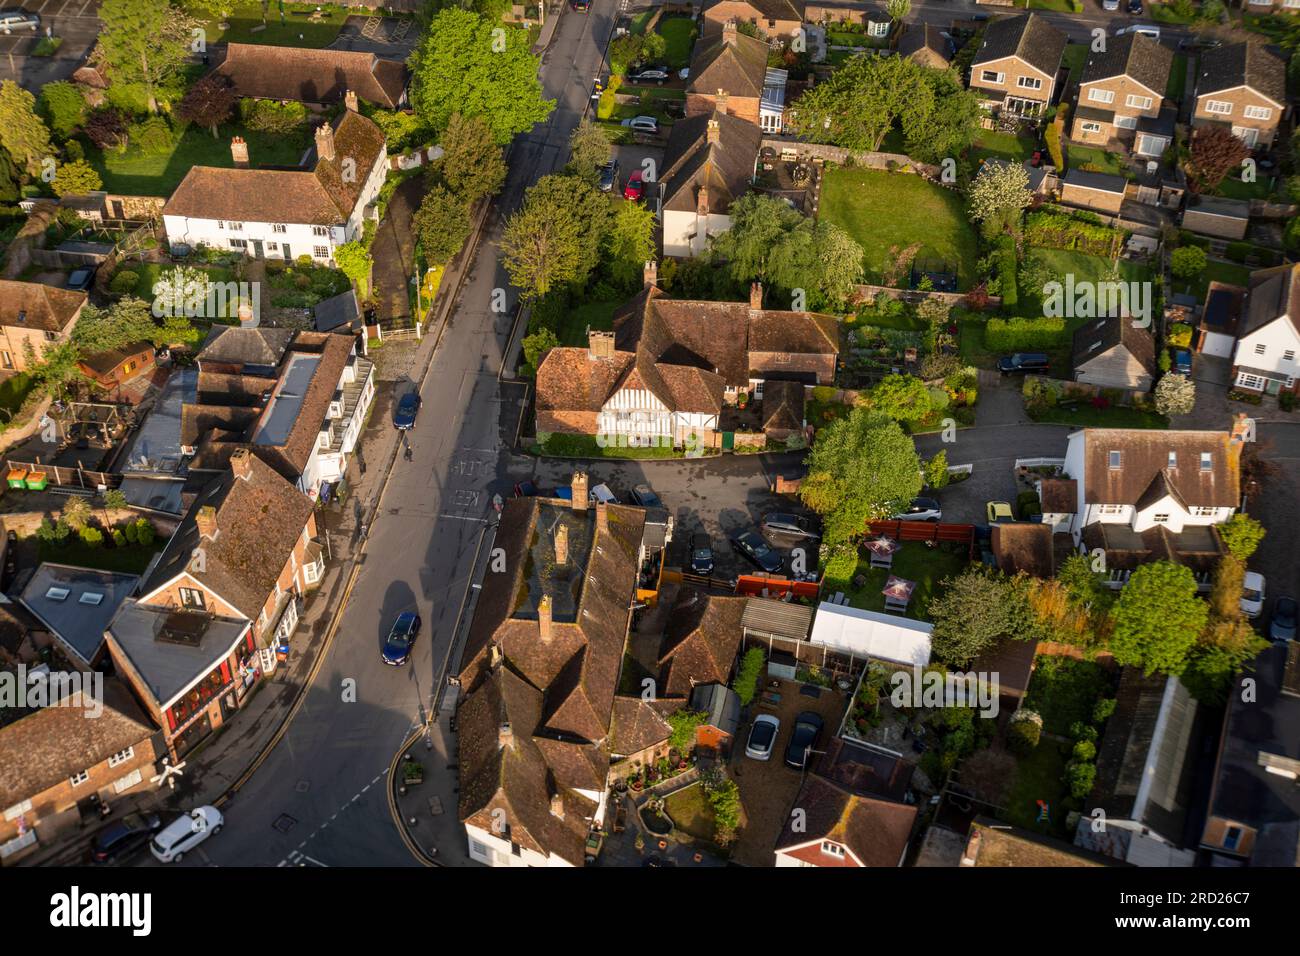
top-left (393, 391), bottom-right (421, 429)
top-left (89, 812), bottom-right (162, 864)
top-left (760, 513), bottom-right (820, 542)
top-left (997, 353), bottom-right (1050, 375)
top-left (732, 530), bottom-right (783, 574)
top-left (66, 267), bottom-right (96, 291)
top-left (598, 159), bottom-right (619, 193)
top-left (1270, 597), bottom-right (1298, 643)
top-left (631, 484), bottom-right (662, 508)
top-left (784, 711), bottom-right (825, 769)
top-left (381, 611), bottom-right (422, 666)
top-left (1127, 0), bottom-right (1142, 12)
top-left (689, 533), bottom-right (715, 576)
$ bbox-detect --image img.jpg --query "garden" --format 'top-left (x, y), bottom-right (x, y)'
top-left (822, 540), bottom-right (972, 619)
top-left (32, 500), bottom-right (163, 576)
top-left (196, 2), bottom-right (358, 49)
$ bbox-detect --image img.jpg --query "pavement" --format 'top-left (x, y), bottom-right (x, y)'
top-left (0, 0), bottom-right (100, 90)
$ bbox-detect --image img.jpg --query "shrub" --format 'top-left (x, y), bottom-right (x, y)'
top-left (1023, 208), bottom-right (1123, 256)
top-left (110, 270), bottom-right (139, 295)
top-left (1224, 241), bottom-right (1252, 263)
top-left (79, 526), bottom-right (104, 548)
top-left (985, 316), bottom-right (1067, 351)
top-left (1065, 759), bottom-right (1096, 800)
top-left (127, 116), bottom-right (176, 155)
top-left (924, 450), bottom-right (950, 490)
top-left (1007, 709), bottom-right (1042, 756)
top-left (1072, 739), bottom-right (1097, 762)
top-left (994, 237), bottom-right (1018, 309)
top-left (240, 97), bottom-right (309, 134)
top-left (822, 546), bottom-right (859, 593)
top-left (731, 647), bottom-right (766, 707)
top-left (112, 529), bottom-right (127, 547)
top-left (133, 518), bottom-right (155, 547)
top-left (123, 519), bottom-right (139, 544)
top-left (1170, 245), bottom-right (1207, 280)
top-left (1166, 323), bottom-right (1193, 348)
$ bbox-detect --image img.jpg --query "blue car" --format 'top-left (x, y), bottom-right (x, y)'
top-left (381, 611), bottom-right (422, 666)
top-left (1171, 349), bottom-right (1192, 376)
top-left (393, 391), bottom-right (421, 430)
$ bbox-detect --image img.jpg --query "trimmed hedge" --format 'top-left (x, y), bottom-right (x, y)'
top-left (1024, 208), bottom-right (1124, 257)
top-left (995, 236), bottom-right (1018, 309)
top-left (985, 316), bottom-right (1068, 351)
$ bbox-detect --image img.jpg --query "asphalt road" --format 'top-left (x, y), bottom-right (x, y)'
top-left (177, 2), bottom-right (620, 868)
top-left (0, 0), bottom-right (101, 90)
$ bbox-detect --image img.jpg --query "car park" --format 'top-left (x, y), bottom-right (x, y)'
top-left (1270, 597), bottom-right (1297, 643)
top-left (150, 807), bottom-right (223, 863)
top-left (745, 714), bottom-right (780, 760)
top-left (393, 391), bottom-right (421, 429)
top-left (1241, 571), bottom-right (1266, 620)
top-left (89, 812), bottom-right (162, 865)
top-left (986, 501), bottom-right (1014, 524)
top-left (0, 10), bottom-right (39, 32)
top-left (784, 712), bottom-right (824, 769)
top-left (760, 513), bottom-right (820, 542)
top-left (621, 115), bottom-right (660, 134)
top-left (623, 169), bottom-right (645, 202)
top-left (631, 483), bottom-right (661, 508)
top-left (733, 529), bottom-right (784, 574)
top-left (598, 159), bottom-right (619, 192)
top-left (382, 611), bottom-right (422, 666)
top-left (892, 497), bottom-right (942, 522)
top-left (997, 353), bottom-right (1050, 375)
top-left (689, 533), bottom-right (715, 576)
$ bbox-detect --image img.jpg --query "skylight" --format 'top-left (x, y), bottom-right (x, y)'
top-left (45, 587), bottom-right (70, 602)
top-left (79, 592), bottom-right (105, 606)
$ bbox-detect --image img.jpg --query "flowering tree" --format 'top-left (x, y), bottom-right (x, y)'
top-left (152, 266), bottom-right (213, 317)
top-left (1153, 372), bottom-right (1196, 416)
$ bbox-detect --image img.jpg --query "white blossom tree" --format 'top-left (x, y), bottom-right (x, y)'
top-left (1154, 373), bottom-right (1196, 416)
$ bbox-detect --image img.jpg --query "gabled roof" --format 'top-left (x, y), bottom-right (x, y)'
top-left (658, 588), bottom-right (746, 698)
top-left (1079, 32), bottom-right (1172, 97)
top-left (163, 110), bottom-right (386, 226)
top-left (660, 110), bottom-right (761, 216)
top-left (1239, 263), bottom-right (1300, 340)
top-left (198, 326), bottom-right (295, 369)
top-left (971, 14), bottom-right (1067, 78)
top-left (964, 816), bottom-right (1124, 866)
top-left (990, 523), bottom-right (1054, 578)
top-left (687, 28), bottom-right (770, 100)
top-left (213, 43), bottom-right (407, 108)
top-left (774, 775), bottom-right (917, 867)
top-left (609, 696), bottom-right (680, 757)
top-left (1071, 428), bottom-right (1240, 509)
top-left (0, 280), bottom-right (85, 332)
top-left (1070, 314), bottom-right (1157, 378)
top-left (898, 23), bottom-right (951, 67)
top-left (1197, 41), bottom-right (1286, 107)
top-left (703, 0), bottom-right (804, 21)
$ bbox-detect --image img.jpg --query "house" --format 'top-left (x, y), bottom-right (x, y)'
top-left (759, 67), bottom-right (789, 134)
top-left (1059, 169), bottom-right (1128, 215)
top-left (807, 603), bottom-right (932, 667)
top-left (184, 328), bottom-right (375, 499)
top-left (608, 696), bottom-right (680, 778)
top-left (0, 678), bottom-right (159, 863)
top-left (1071, 33), bottom-right (1175, 159)
top-left (761, 378), bottom-right (804, 442)
top-left (961, 816), bottom-right (1125, 866)
top-left (455, 491), bottom-right (652, 867)
top-left (18, 565), bottom-right (140, 669)
top-left (0, 281), bottom-right (86, 374)
top-left (967, 14), bottom-right (1067, 122)
top-left (658, 112), bottom-right (761, 258)
top-left (1057, 425), bottom-right (1243, 588)
top-left (1228, 263), bottom-right (1300, 397)
top-left (535, 278), bottom-right (838, 448)
top-left (657, 587), bottom-right (746, 699)
top-left (1200, 641), bottom-right (1300, 864)
top-left (1181, 195), bottom-right (1251, 241)
top-left (1191, 42), bottom-right (1287, 150)
top-left (1074, 668), bottom-right (1200, 866)
top-left (162, 103), bottom-right (388, 266)
top-left (898, 23), bottom-right (952, 71)
top-left (212, 44), bottom-right (408, 109)
top-left (1071, 314), bottom-right (1158, 392)
top-left (1196, 281), bottom-right (1245, 359)
top-left (701, 0), bottom-right (804, 42)
top-left (77, 342), bottom-right (155, 391)
top-left (774, 773), bottom-right (917, 867)
top-left (685, 20), bottom-right (771, 125)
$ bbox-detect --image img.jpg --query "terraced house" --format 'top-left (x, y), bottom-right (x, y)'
top-left (967, 14), bottom-right (1066, 123)
top-left (658, 112), bottom-right (762, 257)
top-left (1071, 32), bottom-right (1175, 159)
top-left (1191, 42), bottom-right (1288, 150)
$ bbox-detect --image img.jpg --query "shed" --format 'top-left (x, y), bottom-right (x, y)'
top-left (808, 603), bottom-right (932, 667)
top-left (689, 683), bottom-right (741, 754)
top-left (1060, 169), bottom-right (1128, 215)
top-left (1181, 196), bottom-right (1250, 241)
top-left (742, 596), bottom-right (813, 643)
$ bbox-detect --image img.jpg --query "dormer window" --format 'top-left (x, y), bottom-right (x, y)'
top-left (821, 841), bottom-right (845, 858)
top-left (1108, 451), bottom-right (1122, 469)
top-left (1200, 452), bottom-right (1212, 472)
top-left (1168, 451), bottom-right (1177, 469)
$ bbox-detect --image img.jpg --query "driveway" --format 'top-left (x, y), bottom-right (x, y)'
top-left (369, 174), bottom-right (422, 325)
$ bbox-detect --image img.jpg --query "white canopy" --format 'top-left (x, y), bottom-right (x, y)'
top-left (809, 602), bottom-right (932, 667)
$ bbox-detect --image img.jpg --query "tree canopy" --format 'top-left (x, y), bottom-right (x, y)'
top-left (431, 112), bottom-right (507, 204)
top-left (98, 0), bottom-right (195, 113)
top-left (500, 173), bottom-right (610, 298)
top-left (928, 567), bottom-right (1033, 665)
top-left (1108, 561), bottom-right (1209, 675)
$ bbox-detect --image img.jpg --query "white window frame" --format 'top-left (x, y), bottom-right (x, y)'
top-left (107, 747), bottom-right (135, 769)
top-left (1088, 88), bottom-right (1115, 105)
top-left (1255, 343), bottom-right (1267, 356)
top-left (1080, 121), bottom-right (1103, 134)
top-left (1285, 350), bottom-right (1296, 362)
top-left (314, 245), bottom-right (330, 259)
top-left (1108, 451), bottom-right (1122, 469)
top-left (112, 769), bottom-right (143, 794)
top-left (1017, 76), bottom-right (1043, 91)
top-left (1126, 94), bottom-right (1153, 110)
top-left (1243, 105), bottom-right (1272, 121)
top-left (1204, 99), bottom-right (1233, 116)
top-left (1114, 115), bottom-right (1138, 130)
top-left (271, 223), bottom-right (287, 234)
top-left (69, 770), bottom-right (90, 788)
top-left (312, 225), bottom-right (329, 237)
top-left (3, 799), bottom-right (33, 822)
top-left (1200, 452), bottom-right (1213, 471)
top-left (980, 69), bottom-right (1005, 85)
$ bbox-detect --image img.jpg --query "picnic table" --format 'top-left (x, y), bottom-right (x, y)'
top-left (865, 535), bottom-right (899, 570)
top-left (882, 575), bottom-right (916, 614)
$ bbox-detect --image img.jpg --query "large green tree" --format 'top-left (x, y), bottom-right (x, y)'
top-left (904, 68), bottom-right (982, 165)
top-left (431, 112), bottom-right (507, 204)
top-left (786, 54), bottom-right (930, 152)
top-left (0, 80), bottom-right (54, 177)
top-left (99, 0), bottom-right (195, 113)
top-left (38, 81), bottom-right (87, 139)
top-left (500, 173), bottom-right (610, 298)
top-left (967, 161), bottom-right (1033, 238)
top-left (566, 118), bottom-right (612, 183)
top-left (409, 9), bottom-right (554, 144)
top-left (799, 408), bottom-right (921, 547)
top-left (601, 197), bottom-right (657, 292)
top-left (413, 184), bottom-right (472, 266)
top-left (1109, 561), bottom-right (1209, 675)
top-left (928, 567), bottom-right (1033, 665)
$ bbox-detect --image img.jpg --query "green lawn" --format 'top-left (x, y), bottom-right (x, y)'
top-left (1064, 142), bottom-right (1129, 177)
top-left (1023, 655), bottom-right (1117, 736)
top-left (969, 129), bottom-right (1037, 167)
top-left (1148, 2), bottom-right (1198, 25)
top-left (656, 16), bottom-right (697, 69)
top-left (1167, 53), bottom-right (1188, 103)
top-left (0, 373), bottom-right (35, 416)
top-left (87, 122), bottom-right (313, 197)
top-left (820, 168), bottom-right (979, 289)
top-left (1029, 0), bottom-right (1082, 11)
top-left (1214, 174), bottom-right (1284, 202)
top-left (536, 433), bottom-right (696, 459)
top-left (1060, 42), bottom-right (1087, 79)
top-left (1000, 738), bottom-right (1072, 838)
top-left (1175, 258), bottom-right (1252, 300)
top-left (200, 2), bottom-right (352, 48)
top-left (664, 785), bottom-right (717, 843)
top-left (1028, 403), bottom-right (1169, 429)
top-left (555, 299), bottom-right (620, 348)
top-left (835, 543), bottom-right (972, 621)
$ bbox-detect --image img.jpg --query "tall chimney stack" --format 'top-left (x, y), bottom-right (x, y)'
top-left (723, 18), bottom-right (737, 44)
top-left (596, 502), bottom-right (608, 536)
top-left (549, 792), bottom-right (565, 819)
top-left (498, 721), bottom-right (514, 751)
top-left (696, 185), bottom-right (710, 215)
top-left (706, 118), bottom-right (721, 144)
top-left (538, 594), bottom-right (553, 643)
top-left (230, 447), bottom-right (253, 481)
top-left (571, 470), bottom-right (589, 512)
top-left (715, 90), bottom-right (728, 115)
top-left (644, 260), bottom-right (658, 288)
top-left (231, 136), bottom-right (249, 167)
top-left (750, 281), bottom-right (764, 310)
top-left (554, 523), bottom-right (569, 566)
top-left (195, 505), bottom-right (218, 540)
top-left (344, 89), bottom-right (358, 113)
top-left (315, 122), bottom-right (336, 163)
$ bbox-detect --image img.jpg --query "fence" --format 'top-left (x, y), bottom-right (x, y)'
top-left (4, 460), bottom-right (121, 491)
top-left (866, 520), bottom-right (976, 553)
top-left (734, 575), bottom-right (821, 600)
top-left (1013, 457), bottom-right (1065, 470)
top-left (852, 283), bottom-right (1002, 309)
top-left (760, 138), bottom-right (943, 181)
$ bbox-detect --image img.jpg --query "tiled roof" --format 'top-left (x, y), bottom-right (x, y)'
top-left (971, 13), bottom-right (1066, 78)
top-left (1079, 32), bottom-right (1172, 96)
top-left (198, 326), bottom-right (295, 369)
top-left (1039, 477), bottom-right (1077, 513)
top-left (774, 775), bottom-right (918, 866)
top-left (687, 29), bottom-right (770, 99)
top-left (1076, 428), bottom-right (1240, 508)
top-left (657, 588), bottom-right (746, 698)
top-left (214, 43), bottom-right (407, 108)
top-left (899, 23), bottom-right (951, 66)
top-left (1197, 41), bottom-right (1286, 106)
top-left (1070, 314), bottom-right (1157, 377)
top-left (1239, 263), bottom-right (1300, 339)
top-left (609, 696), bottom-right (680, 757)
top-left (704, 0), bottom-right (803, 21)
top-left (660, 110), bottom-right (762, 216)
top-left (964, 816), bottom-right (1122, 866)
top-left (990, 523), bottom-right (1055, 578)
top-left (0, 280), bottom-right (85, 332)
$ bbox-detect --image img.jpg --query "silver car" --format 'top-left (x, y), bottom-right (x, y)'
top-left (745, 714), bottom-right (780, 761)
top-left (621, 115), bottom-right (659, 135)
top-left (0, 9), bottom-right (38, 32)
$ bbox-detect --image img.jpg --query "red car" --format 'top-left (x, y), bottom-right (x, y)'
top-left (623, 169), bottom-right (644, 201)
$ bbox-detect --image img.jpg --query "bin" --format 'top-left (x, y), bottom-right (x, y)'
top-left (6, 469), bottom-right (27, 489)
top-left (24, 471), bottom-right (48, 491)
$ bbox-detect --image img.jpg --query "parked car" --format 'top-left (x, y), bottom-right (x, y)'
top-left (1241, 571), bottom-right (1266, 620)
top-left (745, 714), bottom-right (780, 760)
top-left (1270, 596), bottom-right (1297, 643)
top-left (150, 807), bottom-right (223, 863)
top-left (0, 10), bottom-right (39, 32)
top-left (631, 483), bottom-right (661, 508)
top-left (598, 159), bottom-right (620, 193)
top-left (1115, 24), bottom-right (1159, 40)
top-left (1171, 348), bottom-right (1193, 376)
top-left (571, 0), bottom-right (590, 10)
top-left (623, 169), bottom-right (645, 202)
top-left (892, 497), bottom-right (942, 522)
top-left (513, 480), bottom-right (546, 498)
top-left (784, 712), bottom-right (824, 769)
top-left (1178, 36), bottom-right (1222, 52)
top-left (1101, 0), bottom-right (1119, 10)
top-left (689, 533), bottom-right (715, 576)
top-left (393, 391), bottom-right (421, 429)
top-left (90, 812), bottom-right (162, 865)
top-left (381, 611), bottom-right (422, 666)
top-left (761, 513), bottom-right (821, 543)
top-left (66, 267), bottom-right (96, 291)
top-left (733, 529), bottom-right (784, 574)
top-left (1127, 0), bottom-right (1143, 13)
top-left (628, 67), bottom-right (669, 83)
top-left (621, 115), bottom-right (659, 134)
top-left (590, 482), bottom-right (618, 505)
top-left (986, 501), bottom-right (1014, 524)
top-left (997, 353), bottom-right (1050, 375)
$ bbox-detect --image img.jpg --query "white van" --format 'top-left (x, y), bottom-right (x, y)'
top-left (150, 806), bottom-right (223, 863)
top-left (1115, 24), bottom-right (1160, 40)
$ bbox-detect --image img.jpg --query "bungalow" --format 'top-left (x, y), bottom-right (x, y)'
top-left (968, 14), bottom-right (1067, 122)
top-left (0, 281), bottom-right (86, 374)
top-left (1071, 33), bottom-right (1175, 159)
top-left (658, 112), bottom-right (761, 258)
top-left (1071, 314), bottom-right (1158, 392)
top-left (898, 23), bottom-right (952, 71)
top-left (1191, 42), bottom-right (1287, 150)
top-left (1228, 262), bottom-right (1300, 397)
top-left (212, 43), bottom-right (408, 109)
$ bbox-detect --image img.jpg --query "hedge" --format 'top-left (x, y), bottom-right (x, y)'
top-left (995, 236), bottom-right (1018, 309)
top-left (1024, 209), bottom-right (1124, 257)
top-left (984, 316), bottom-right (1068, 351)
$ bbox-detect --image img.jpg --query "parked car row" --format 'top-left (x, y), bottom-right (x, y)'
top-left (88, 806), bottom-right (225, 865)
top-left (744, 711), bottom-right (825, 770)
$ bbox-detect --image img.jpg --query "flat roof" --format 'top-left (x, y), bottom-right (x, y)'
top-left (252, 352), bottom-right (320, 447)
top-left (20, 563), bottom-right (140, 664)
top-left (809, 603), bottom-right (932, 667)
top-left (120, 366), bottom-right (198, 473)
top-left (107, 601), bottom-right (251, 706)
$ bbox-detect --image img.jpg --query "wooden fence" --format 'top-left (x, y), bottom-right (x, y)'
top-left (4, 460), bottom-right (121, 490)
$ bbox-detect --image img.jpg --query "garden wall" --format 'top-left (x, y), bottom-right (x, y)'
top-left (1022, 374), bottom-right (1148, 406)
top-left (760, 138), bottom-right (942, 181)
top-left (0, 508), bottom-right (178, 538)
top-left (853, 283), bottom-right (1001, 308)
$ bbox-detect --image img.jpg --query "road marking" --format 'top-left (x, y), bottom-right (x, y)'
top-left (438, 513), bottom-right (487, 522)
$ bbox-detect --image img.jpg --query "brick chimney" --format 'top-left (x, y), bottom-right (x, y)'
top-left (231, 136), bottom-right (249, 167)
top-left (644, 260), bottom-right (658, 288)
top-left (722, 18), bottom-right (737, 44)
top-left (498, 721), bottom-right (513, 751)
top-left (538, 594), bottom-right (553, 643)
top-left (344, 89), bottom-right (358, 113)
top-left (237, 298), bottom-right (257, 329)
top-left (554, 523), bottom-right (569, 566)
top-left (715, 90), bottom-right (728, 114)
top-left (587, 329), bottom-right (614, 360)
top-left (230, 447), bottom-right (253, 481)
top-left (195, 504), bottom-right (218, 540)
top-left (696, 185), bottom-right (710, 215)
top-left (571, 470), bottom-right (589, 512)
top-left (1230, 411), bottom-right (1252, 445)
top-left (750, 281), bottom-right (764, 310)
top-left (706, 118), bottom-right (721, 144)
top-left (596, 501), bottom-right (608, 536)
top-left (549, 792), bottom-right (565, 819)
top-left (315, 122), bottom-right (336, 163)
